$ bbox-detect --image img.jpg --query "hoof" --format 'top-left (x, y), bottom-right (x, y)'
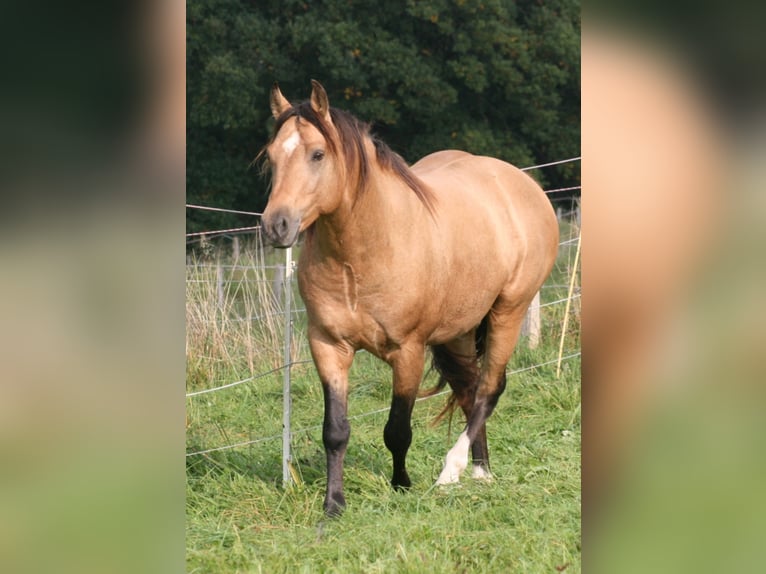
top-left (391, 471), bottom-right (412, 491)
top-left (471, 465), bottom-right (493, 481)
top-left (435, 468), bottom-right (462, 486)
top-left (323, 492), bottom-right (346, 517)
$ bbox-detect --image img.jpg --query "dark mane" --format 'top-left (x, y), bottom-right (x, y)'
top-left (268, 101), bottom-right (436, 215)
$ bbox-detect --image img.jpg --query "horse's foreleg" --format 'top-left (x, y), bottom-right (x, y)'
top-left (309, 331), bottom-right (355, 517)
top-left (384, 345), bottom-right (426, 490)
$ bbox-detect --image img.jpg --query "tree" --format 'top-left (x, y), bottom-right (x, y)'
top-left (187, 0), bottom-right (580, 233)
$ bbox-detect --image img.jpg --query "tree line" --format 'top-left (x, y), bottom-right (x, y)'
top-left (187, 0), bottom-right (580, 234)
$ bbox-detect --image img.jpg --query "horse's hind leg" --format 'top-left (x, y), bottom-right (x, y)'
top-left (437, 302), bottom-right (527, 485)
top-left (454, 403), bottom-right (493, 480)
top-left (470, 420), bottom-right (492, 479)
top-left (384, 344), bottom-right (426, 490)
top-left (437, 333), bottom-right (492, 479)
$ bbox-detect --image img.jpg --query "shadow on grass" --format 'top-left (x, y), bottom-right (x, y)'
top-left (185, 438), bottom-right (340, 487)
top-left (186, 444), bottom-right (284, 484)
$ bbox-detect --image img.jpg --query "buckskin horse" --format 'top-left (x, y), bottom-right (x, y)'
top-left (260, 81), bottom-right (558, 516)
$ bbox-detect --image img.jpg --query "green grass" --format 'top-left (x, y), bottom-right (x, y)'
top-left (186, 223), bottom-right (580, 573)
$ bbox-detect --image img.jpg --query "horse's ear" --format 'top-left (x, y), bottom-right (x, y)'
top-left (270, 83), bottom-right (292, 119)
top-left (310, 79), bottom-right (331, 122)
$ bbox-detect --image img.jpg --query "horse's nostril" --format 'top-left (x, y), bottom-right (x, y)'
top-left (264, 211), bottom-right (295, 246)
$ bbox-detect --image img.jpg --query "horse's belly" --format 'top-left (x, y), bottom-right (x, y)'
top-left (426, 289), bottom-right (500, 345)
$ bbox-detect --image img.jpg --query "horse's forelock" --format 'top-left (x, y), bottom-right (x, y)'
top-left (270, 103), bottom-right (367, 189)
top-left (270, 102), bottom-right (338, 156)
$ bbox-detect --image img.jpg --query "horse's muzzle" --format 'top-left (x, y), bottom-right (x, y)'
top-left (262, 207), bottom-right (301, 248)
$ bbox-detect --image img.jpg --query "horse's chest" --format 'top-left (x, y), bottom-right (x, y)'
top-left (298, 264), bottom-right (404, 353)
top-left (299, 262), bottom-right (360, 315)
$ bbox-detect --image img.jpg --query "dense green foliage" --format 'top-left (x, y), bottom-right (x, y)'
top-left (187, 0), bottom-right (580, 233)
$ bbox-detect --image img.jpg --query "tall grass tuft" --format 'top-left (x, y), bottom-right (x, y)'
top-left (186, 231), bottom-right (292, 393)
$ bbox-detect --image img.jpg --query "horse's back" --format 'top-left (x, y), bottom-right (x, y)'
top-left (411, 150), bottom-right (475, 175)
top-left (414, 150), bottom-right (549, 212)
top-left (413, 150), bottom-right (558, 268)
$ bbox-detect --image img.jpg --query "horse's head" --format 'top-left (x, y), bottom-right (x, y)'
top-left (261, 80), bottom-right (345, 248)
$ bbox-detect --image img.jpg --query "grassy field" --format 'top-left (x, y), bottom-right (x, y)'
top-left (186, 222), bottom-right (580, 573)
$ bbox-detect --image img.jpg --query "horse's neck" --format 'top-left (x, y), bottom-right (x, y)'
top-left (311, 164), bottom-right (423, 265)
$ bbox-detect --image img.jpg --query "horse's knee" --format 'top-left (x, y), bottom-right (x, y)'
top-left (384, 395), bottom-right (413, 453)
top-left (323, 415), bottom-right (350, 452)
top-left (384, 419), bottom-right (412, 453)
top-left (322, 384), bottom-right (350, 452)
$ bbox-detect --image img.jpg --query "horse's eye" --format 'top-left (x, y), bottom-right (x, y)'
top-left (311, 150), bottom-right (325, 162)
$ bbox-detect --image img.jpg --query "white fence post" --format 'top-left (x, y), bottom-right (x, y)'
top-left (232, 235), bottom-right (240, 261)
top-left (522, 291), bottom-right (541, 349)
top-left (273, 263), bottom-right (284, 304)
top-left (282, 247), bottom-right (294, 486)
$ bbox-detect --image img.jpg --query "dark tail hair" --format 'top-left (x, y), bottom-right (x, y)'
top-left (423, 315), bottom-right (489, 426)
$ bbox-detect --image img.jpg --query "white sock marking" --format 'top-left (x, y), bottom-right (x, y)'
top-left (436, 431), bottom-right (470, 485)
top-left (281, 131), bottom-right (301, 156)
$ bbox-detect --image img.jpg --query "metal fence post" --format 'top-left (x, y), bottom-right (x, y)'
top-left (216, 262), bottom-right (224, 309)
top-left (282, 246), bottom-right (294, 486)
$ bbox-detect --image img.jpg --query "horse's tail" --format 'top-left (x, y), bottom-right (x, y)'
top-left (423, 315), bottom-right (489, 427)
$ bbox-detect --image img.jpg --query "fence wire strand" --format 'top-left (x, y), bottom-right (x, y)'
top-left (186, 204), bottom-right (263, 217)
top-left (186, 225), bottom-right (262, 239)
top-left (521, 156), bottom-right (581, 171)
top-left (186, 360), bottom-right (313, 398)
top-left (545, 185), bottom-right (581, 195)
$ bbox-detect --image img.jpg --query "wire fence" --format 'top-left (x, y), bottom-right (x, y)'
top-left (185, 157), bottom-right (581, 479)
top-left (185, 352), bottom-right (580, 459)
top-left (184, 156), bottom-right (581, 240)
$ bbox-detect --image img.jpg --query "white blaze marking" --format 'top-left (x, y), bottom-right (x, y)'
top-left (281, 131), bottom-right (301, 156)
top-left (436, 431), bottom-right (470, 485)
